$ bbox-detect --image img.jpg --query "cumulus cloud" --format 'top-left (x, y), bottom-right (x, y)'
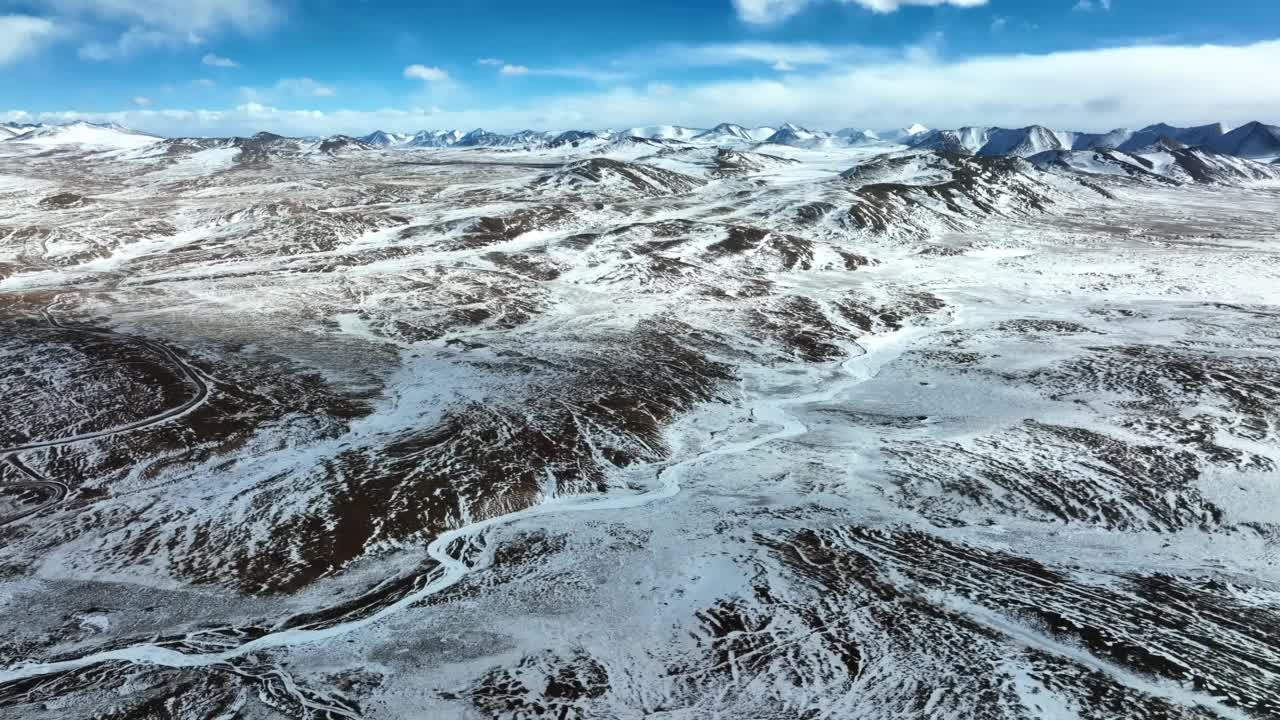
top-left (131, 96), bottom-right (151, 106)
top-left (404, 64), bottom-right (450, 83)
top-left (500, 64), bottom-right (530, 76)
top-left (734, 0), bottom-right (987, 24)
top-left (0, 15), bottom-right (60, 65)
top-left (477, 57), bottom-right (504, 66)
top-left (15, 39), bottom-right (1280, 137)
top-left (202, 52), bottom-right (238, 67)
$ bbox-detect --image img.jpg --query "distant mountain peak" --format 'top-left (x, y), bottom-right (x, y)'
top-left (360, 130), bottom-right (411, 147)
top-left (104, 119), bottom-right (1279, 159)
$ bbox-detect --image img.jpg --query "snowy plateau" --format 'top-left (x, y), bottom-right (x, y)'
top-left (0, 118), bottom-right (1279, 720)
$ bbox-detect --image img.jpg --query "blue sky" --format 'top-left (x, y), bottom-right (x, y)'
top-left (2, 0), bottom-right (1280, 136)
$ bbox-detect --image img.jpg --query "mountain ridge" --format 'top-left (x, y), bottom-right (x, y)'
top-left (7, 119), bottom-right (1278, 160)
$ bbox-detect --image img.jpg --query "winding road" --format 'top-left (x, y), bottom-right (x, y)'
top-left (0, 454), bottom-right (68, 527)
top-left (4, 301), bottom-right (1244, 720)
top-left (0, 301), bottom-right (212, 527)
top-left (0, 310), bottom-right (945, 687)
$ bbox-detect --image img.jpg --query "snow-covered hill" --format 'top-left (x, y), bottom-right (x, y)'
top-left (835, 128), bottom-right (880, 144)
top-left (912, 126), bottom-right (1081, 158)
top-left (979, 126), bottom-right (1078, 157)
top-left (909, 120), bottom-right (1277, 159)
top-left (1034, 145), bottom-right (1280, 186)
top-left (762, 123), bottom-right (839, 148)
top-left (840, 150), bottom-right (974, 186)
top-left (26, 118), bottom-right (1251, 160)
top-left (406, 129), bottom-right (466, 147)
top-left (8, 119), bottom-right (1270, 160)
top-left (4, 121), bottom-right (161, 149)
top-left (534, 158), bottom-right (705, 196)
top-left (1208, 121), bottom-right (1280, 158)
top-left (1, 121), bottom-right (41, 136)
top-left (456, 128), bottom-right (517, 147)
top-left (709, 148), bottom-right (800, 176)
top-left (1081, 123), bottom-right (1223, 153)
top-left (547, 129), bottom-right (612, 148)
top-left (359, 130), bottom-right (412, 147)
top-left (908, 126), bottom-right (994, 154)
top-left (624, 125), bottom-right (704, 141)
top-left (693, 123), bottom-right (761, 143)
top-left (317, 135), bottom-right (377, 155)
top-left (877, 124), bottom-right (930, 143)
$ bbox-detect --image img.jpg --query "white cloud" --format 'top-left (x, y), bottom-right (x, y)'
top-left (237, 77), bottom-right (336, 103)
top-left (44, 0), bottom-right (279, 60)
top-left (274, 77), bottom-right (335, 97)
top-left (734, 0), bottom-right (987, 24)
top-left (1, 110), bottom-right (36, 124)
top-left (78, 26), bottom-right (191, 61)
top-left (17, 40), bottom-right (1280, 138)
top-left (543, 67), bottom-right (625, 82)
top-left (202, 52), bottom-right (238, 67)
top-left (404, 64), bottom-right (450, 83)
top-left (773, 60), bottom-right (796, 72)
top-left (1074, 0), bottom-right (1113, 11)
top-left (477, 57), bottom-right (504, 66)
top-left (990, 16), bottom-right (1008, 31)
top-left (494, 63), bottom-right (626, 83)
top-left (0, 15), bottom-right (60, 65)
top-left (858, 0), bottom-right (988, 10)
top-left (131, 96), bottom-right (151, 106)
top-left (659, 42), bottom-right (880, 68)
top-left (46, 0), bottom-right (280, 34)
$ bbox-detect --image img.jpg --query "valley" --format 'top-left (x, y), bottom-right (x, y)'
top-left (0, 121), bottom-right (1277, 719)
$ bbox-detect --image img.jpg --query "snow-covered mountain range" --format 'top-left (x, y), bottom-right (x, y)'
top-left (355, 119), bottom-right (1274, 159)
top-left (908, 121), bottom-right (1280, 159)
top-left (7, 119), bottom-right (1277, 160)
top-left (1, 121), bottom-right (42, 138)
top-left (3, 102), bottom-right (1280, 720)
